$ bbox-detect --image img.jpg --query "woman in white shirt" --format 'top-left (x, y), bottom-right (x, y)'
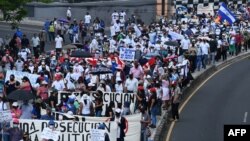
top-left (79, 94), bottom-right (93, 116)
top-left (65, 69), bottom-right (77, 91)
top-left (115, 78), bottom-right (123, 93)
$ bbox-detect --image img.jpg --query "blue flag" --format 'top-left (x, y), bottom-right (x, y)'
top-left (218, 3), bottom-right (236, 25)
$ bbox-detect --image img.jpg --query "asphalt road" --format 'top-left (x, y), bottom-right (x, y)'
top-left (0, 22), bottom-right (70, 52)
top-left (169, 57), bottom-right (250, 141)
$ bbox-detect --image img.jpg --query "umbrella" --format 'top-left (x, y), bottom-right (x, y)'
top-left (90, 67), bottom-right (112, 75)
top-left (58, 18), bottom-right (69, 23)
top-left (7, 90), bottom-right (36, 101)
top-left (72, 43), bottom-right (84, 48)
top-left (144, 52), bottom-right (161, 60)
top-left (63, 44), bottom-right (77, 50)
top-left (197, 36), bottom-right (212, 41)
top-left (164, 41), bottom-right (179, 46)
top-left (70, 50), bottom-right (93, 58)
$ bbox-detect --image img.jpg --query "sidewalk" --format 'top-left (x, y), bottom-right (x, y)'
top-left (150, 50), bottom-right (250, 141)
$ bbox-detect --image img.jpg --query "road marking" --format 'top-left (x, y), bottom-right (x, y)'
top-left (243, 112), bottom-right (248, 123)
top-left (166, 54), bottom-right (250, 141)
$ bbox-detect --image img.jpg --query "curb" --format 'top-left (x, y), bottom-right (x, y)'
top-left (153, 52), bottom-right (250, 141)
top-left (0, 20), bottom-right (43, 27)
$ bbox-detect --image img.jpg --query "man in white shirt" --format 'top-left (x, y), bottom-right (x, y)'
top-left (31, 33), bottom-right (40, 58)
top-left (18, 48), bottom-right (29, 61)
top-left (66, 7), bottom-right (72, 21)
top-left (73, 63), bottom-right (84, 80)
top-left (89, 37), bottom-right (98, 53)
top-left (38, 61), bottom-right (50, 73)
top-left (15, 58), bottom-right (24, 71)
top-left (52, 75), bottom-right (65, 91)
top-left (84, 12), bottom-right (91, 28)
top-left (200, 40), bottom-right (210, 69)
top-left (119, 10), bottom-right (126, 28)
top-left (125, 74), bottom-right (138, 93)
top-left (111, 10), bottom-right (119, 24)
top-left (180, 35), bottom-right (190, 55)
top-left (55, 34), bottom-right (63, 54)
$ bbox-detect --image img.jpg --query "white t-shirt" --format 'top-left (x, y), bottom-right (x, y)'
top-left (38, 65), bottom-right (50, 72)
top-left (67, 9), bottom-right (72, 17)
top-left (31, 37), bottom-right (40, 47)
top-left (18, 50), bottom-right (28, 61)
top-left (115, 83), bottom-right (123, 93)
top-left (85, 15), bottom-right (91, 24)
top-left (52, 80), bottom-right (65, 91)
top-left (73, 65), bottom-right (84, 79)
top-left (80, 98), bottom-right (91, 115)
top-left (125, 78), bottom-right (138, 92)
top-left (55, 36), bottom-right (63, 48)
top-left (181, 38), bottom-right (190, 50)
top-left (200, 42), bottom-right (210, 55)
top-left (15, 60), bottom-right (24, 71)
top-left (112, 12), bottom-right (119, 21)
top-left (119, 12), bottom-right (126, 20)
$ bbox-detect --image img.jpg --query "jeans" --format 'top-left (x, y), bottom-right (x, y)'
top-left (196, 55), bottom-right (202, 71)
top-left (141, 129), bottom-right (148, 141)
top-left (0, 123), bottom-right (10, 141)
top-left (95, 110), bottom-right (102, 117)
top-left (202, 54), bottom-right (208, 69)
top-left (150, 106), bottom-right (157, 126)
top-left (210, 52), bottom-right (216, 65)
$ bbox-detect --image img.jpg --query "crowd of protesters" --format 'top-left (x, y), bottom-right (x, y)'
top-left (0, 3), bottom-right (250, 141)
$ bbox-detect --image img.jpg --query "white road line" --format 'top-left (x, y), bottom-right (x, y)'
top-left (243, 112), bottom-right (248, 123)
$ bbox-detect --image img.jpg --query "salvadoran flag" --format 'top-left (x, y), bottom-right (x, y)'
top-left (218, 3), bottom-right (236, 25)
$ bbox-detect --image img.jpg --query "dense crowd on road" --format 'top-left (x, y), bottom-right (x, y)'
top-left (0, 3), bottom-right (250, 141)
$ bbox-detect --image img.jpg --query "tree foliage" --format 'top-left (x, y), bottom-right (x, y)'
top-left (0, 0), bottom-right (52, 29)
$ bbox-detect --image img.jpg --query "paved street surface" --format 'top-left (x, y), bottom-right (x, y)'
top-left (170, 57), bottom-right (250, 141)
top-left (0, 22), bottom-right (69, 52)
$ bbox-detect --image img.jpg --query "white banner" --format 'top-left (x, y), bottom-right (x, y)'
top-left (85, 113), bottom-right (142, 141)
top-left (18, 119), bottom-right (116, 141)
top-left (41, 128), bottom-right (61, 141)
top-left (5, 70), bottom-right (39, 87)
top-left (56, 91), bottom-right (137, 116)
top-left (197, 3), bottom-right (214, 16)
top-left (119, 48), bottom-right (135, 61)
top-left (90, 129), bottom-right (105, 141)
top-left (0, 110), bottom-right (12, 122)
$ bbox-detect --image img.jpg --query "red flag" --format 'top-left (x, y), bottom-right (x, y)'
top-left (115, 57), bottom-right (125, 68)
top-left (85, 58), bottom-right (97, 66)
top-left (143, 57), bottom-right (156, 70)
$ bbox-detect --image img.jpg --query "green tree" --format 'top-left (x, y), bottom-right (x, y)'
top-left (0, 0), bottom-right (51, 29)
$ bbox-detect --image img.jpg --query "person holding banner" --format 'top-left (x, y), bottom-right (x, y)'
top-left (40, 107), bottom-right (55, 120)
top-left (110, 108), bottom-right (126, 141)
top-left (41, 120), bottom-right (60, 141)
top-left (98, 123), bottom-right (110, 141)
top-left (79, 94), bottom-right (94, 116)
top-left (2, 119), bottom-right (24, 141)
